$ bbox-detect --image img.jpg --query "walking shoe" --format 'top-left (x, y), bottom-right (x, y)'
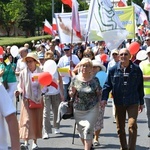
top-left (148, 131), bottom-right (150, 137)
top-left (93, 140), bottom-right (100, 146)
top-left (42, 133), bottom-right (50, 139)
top-left (32, 143), bottom-right (38, 150)
top-left (54, 128), bottom-right (61, 134)
top-left (20, 144), bottom-right (28, 150)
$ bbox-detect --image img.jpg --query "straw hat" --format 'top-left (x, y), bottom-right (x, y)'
top-left (25, 52), bottom-right (40, 64)
top-left (92, 59), bottom-right (106, 71)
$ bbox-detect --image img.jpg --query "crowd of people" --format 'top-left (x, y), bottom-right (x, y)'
top-left (0, 31), bottom-right (150, 150)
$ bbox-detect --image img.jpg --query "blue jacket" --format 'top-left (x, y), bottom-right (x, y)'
top-left (102, 61), bottom-right (144, 106)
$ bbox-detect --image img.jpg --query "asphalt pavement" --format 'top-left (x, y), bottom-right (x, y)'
top-left (7, 99), bottom-right (150, 150)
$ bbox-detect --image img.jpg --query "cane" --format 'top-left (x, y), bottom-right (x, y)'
top-left (72, 122), bottom-right (76, 144)
top-left (16, 95), bottom-right (19, 115)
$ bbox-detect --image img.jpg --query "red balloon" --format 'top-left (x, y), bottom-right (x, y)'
top-left (0, 46), bottom-right (3, 55)
top-left (100, 54), bottom-right (107, 62)
top-left (129, 42), bottom-right (140, 55)
top-left (38, 72), bottom-right (52, 86)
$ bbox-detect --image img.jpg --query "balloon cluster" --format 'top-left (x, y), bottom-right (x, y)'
top-left (38, 60), bottom-right (57, 86)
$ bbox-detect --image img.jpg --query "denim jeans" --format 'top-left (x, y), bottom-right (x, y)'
top-left (115, 104), bottom-right (138, 150)
top-left (144, 97), bottom-right (150, 129)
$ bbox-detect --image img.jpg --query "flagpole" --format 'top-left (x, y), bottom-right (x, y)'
top-left (52, 0), bottom-right (54, 18)
top-left (85, 0), bottom-right (95, 47)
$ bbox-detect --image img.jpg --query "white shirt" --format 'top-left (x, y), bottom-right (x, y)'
top-left (0, 83), bottom-right (16, 150)
top-left (57, 55), bottom-right (80, 84)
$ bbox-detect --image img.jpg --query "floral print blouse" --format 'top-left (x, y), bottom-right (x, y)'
top-left (69, 76), bottom-right (102, 111)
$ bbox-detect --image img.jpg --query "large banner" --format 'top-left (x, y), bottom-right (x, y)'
top-left (55, 11), bottom-right (88, 44)
top-left (55, 6), bottom-right (134, 44)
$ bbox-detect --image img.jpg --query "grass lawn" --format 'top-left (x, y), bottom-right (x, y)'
top-left (0, 35), bottom-right (52, 46)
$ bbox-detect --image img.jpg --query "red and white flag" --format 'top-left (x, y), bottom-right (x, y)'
top-left (143, 0), bottom-right (150, 11)
top-left (44, 19), bottom-right (55, 36)
top-left (118, 0), bottom-right (127, 7)
top-left (72, 0), bottom-right (81, 38)
top-left (61, 0), bottom-right (72, 8)
top-left (52, 17), bottom-right (58, 31)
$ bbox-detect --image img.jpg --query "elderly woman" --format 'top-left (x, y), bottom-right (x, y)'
top-left (92, 59), bottom-right (107, 146)
top-left (69, 58), bottom-right (102, 150)
top-left (16, 52), bottom-right (43, 150)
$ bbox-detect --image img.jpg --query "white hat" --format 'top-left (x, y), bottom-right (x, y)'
top-left (92, 60), bottom-right (106, 71)
top-left (146, 47), bottom-right (150, 54)
top-left (111, 49), bottom-right (119, 55)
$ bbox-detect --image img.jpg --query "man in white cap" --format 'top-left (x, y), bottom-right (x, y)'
top-left (107, 49), bottom-right (120, 123)
top-left (57, 45), bottom-right (80, 101)
top-left (139, 46), bottom-right (150, 137)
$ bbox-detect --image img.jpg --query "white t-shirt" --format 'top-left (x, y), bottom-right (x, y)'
top-left (15, 58), bottom-right (27, 72)
top-left (0, 83), bottom-right (16, 150)
top-left (57, 55), bottom-right (80, 84)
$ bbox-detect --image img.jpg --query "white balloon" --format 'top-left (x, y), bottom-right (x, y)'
top-left (43, 60), bottom-right (57, 75)
top-left (10, 45), bottom-right (19, 57)
top-left (136, 50), bottom-right (147, 61)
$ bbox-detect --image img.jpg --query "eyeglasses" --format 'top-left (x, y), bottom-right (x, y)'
top-left (81, 64), bottom-right (90, 68)
top-left (26, 60), bottom-right (35, 64)
top-left (119, 53), bottom-right (128, 56)
top-left (64, 49), bottom-right (70, 51)
top-left (112, 53), bottom-right (118, 56)
top-left (84, 54), bottom-right (92, 57)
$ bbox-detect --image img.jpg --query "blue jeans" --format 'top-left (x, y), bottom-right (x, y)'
top-left (144, 97), bottom-right (150, 129)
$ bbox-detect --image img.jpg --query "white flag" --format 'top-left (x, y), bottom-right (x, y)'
top-left (132, 2), bottom-right (148, 25)
top-left (143, 0), bottom-right (150, 11)
top-left (86, 0), bottom-right (128, 50)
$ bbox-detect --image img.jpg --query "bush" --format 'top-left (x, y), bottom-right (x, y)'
top-left (0, 35), bottom-right (52, 49)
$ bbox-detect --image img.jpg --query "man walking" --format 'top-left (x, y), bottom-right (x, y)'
top-left (101, 48), bottom-right (144, 150)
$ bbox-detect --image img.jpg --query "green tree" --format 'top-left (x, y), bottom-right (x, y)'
top-left (0, 0), bottom-right (25, 36)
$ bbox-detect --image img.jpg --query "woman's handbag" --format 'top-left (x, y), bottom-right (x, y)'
top-left (2, 81), bottom-right (9, 89)
top-left (28, 99), bottom-right (43, 109)
top-left (62, 100), bottom-right (74, 119)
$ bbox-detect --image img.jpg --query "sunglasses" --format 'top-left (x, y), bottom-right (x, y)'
top-left (84, 54), bottom-right (92, 57)
top-left (119, 53), bottom-right (128, 56)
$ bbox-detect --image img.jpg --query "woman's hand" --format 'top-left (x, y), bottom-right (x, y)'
top-left (69, 86), bottom-right (76, 97)
top-left (100, 100), bottom-right (107, 109)
top-left (14, 91), bottom-right (20, 97)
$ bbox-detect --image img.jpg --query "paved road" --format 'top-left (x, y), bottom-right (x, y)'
top-left (7, 99), bottom-right (150, 150)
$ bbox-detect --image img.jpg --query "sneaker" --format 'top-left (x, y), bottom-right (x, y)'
top-left (148, 131), bottom-right (150, 137)
top-left (20, 144), bottom-right (28, 150)
top-left (93, 140), bottom-right (100, 146)
top-left (32, 143), bottom-right (38, 150)
top-left (54, 128), bottom-right (61, 134)
top-left (42, 133), bottom-right (49, 139)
